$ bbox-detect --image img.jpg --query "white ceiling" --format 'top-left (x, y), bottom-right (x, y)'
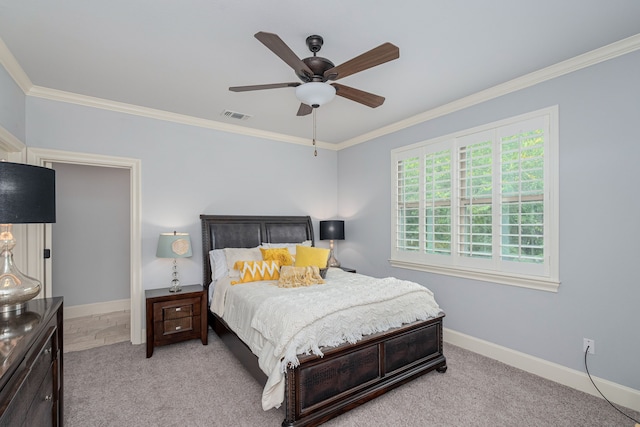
top-left (1, 1), bottom-right (639, 145)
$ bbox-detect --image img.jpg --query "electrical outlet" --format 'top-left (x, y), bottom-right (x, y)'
top-left (583, 338), bottom-right (595, 354)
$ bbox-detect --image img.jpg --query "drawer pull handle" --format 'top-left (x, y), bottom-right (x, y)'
top-left (45, 394), bottom-right (52, 401)
top-left (175, 326), bottom-right (182, 331)
top-left (175, 307), bottom-right (181, 312)
top-left (44, 347), bottom-right (52, 355)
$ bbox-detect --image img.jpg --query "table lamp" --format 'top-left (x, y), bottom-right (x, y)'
top-left (156, 231), bottom-right (192, 292)
top-left (319, 220), bottom-right (345, 268)
top-left (0, 162), bottom-right (56, 312)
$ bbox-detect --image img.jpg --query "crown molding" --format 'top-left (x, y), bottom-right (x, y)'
top-left (26, 85), bottom-right (337, 151)
top-left (337, 33), bottom-right (640, 150)
top-left (0, 38), bottom-right (32, 93)
top-left (0, 33), bottom-right (334, 150)
top-left (0, 124), bottom-right (25, 151)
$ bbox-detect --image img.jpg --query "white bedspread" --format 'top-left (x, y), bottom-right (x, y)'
top-left (210, 268), bottom-right (442, 411)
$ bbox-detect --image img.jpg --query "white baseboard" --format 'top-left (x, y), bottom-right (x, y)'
top-left (444, 328), bottom-right (640, 413)
top-left (64, 299), bottom-right (130, 320)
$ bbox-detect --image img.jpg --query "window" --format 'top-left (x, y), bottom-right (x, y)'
top-left (391, 107), bottom-right (559, 291)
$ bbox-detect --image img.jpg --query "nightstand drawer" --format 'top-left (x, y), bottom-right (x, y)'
top-left (162, 317), bottom-right (193, 335)
top-left (153, 296), bottom-right (201, 322)
top-left (162, 304), bottom-right (193, 320)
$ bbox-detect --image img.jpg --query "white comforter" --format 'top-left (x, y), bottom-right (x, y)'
top-left (210, 268), bottom-right (442, 410)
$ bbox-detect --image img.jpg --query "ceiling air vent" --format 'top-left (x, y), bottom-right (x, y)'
top-left (221, 110), bottom-right (252, 121)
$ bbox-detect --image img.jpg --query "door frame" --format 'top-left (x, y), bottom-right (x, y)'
top-left (27, 148), bottom-right (143, 345)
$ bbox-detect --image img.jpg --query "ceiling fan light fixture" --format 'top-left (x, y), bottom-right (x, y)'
top-left (295, 82), bottom-right (336, 108)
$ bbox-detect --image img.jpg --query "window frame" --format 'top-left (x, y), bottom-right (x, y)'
top-left (390, 106), bottom-right (559, 292)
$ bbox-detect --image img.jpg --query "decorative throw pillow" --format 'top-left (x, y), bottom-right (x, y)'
top-left (294, 245), bottom-right (330, 268)
top-left (278, 265), bottom-right (324, 288)
top-left (231, 260), bottom-right (281, 284)
top-left (260, 240), bottom-right (312, 256)
top-left (260, 247), bottom-right (294, 266)
top-left (209, 249), bottom-right (228, 282)
top-left (224, 247), bottom-right (262, 277)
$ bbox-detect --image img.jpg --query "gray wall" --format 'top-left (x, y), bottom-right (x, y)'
top-left (52, 163), bottom-right (130, 306)
top-left (0, 65), bottom-right (25, 140)
top-left (337, 50), bottom-right (640, 391)
top-left (24, 96), bottom-right (339, 289)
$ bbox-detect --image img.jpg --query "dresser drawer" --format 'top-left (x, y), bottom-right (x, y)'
top-left (24, 365), bottom-right (54, 427)
top-left (24, 328), bottom-right (56, 403)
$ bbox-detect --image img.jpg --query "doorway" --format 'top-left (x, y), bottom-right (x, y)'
top-left (27, 148), bottom-right (143, 344)
top-left (51, 163), bottom-right (130, 306)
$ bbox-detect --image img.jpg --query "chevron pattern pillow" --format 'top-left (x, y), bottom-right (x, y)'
top-left (232, 260), bottom-right (281, 284)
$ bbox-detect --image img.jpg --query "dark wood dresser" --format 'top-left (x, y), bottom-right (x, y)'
top-left (0, 297), bottom-right (63, 427)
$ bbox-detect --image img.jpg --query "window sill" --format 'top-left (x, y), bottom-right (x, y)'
top-left (389, 259), bottom-right (560, 292)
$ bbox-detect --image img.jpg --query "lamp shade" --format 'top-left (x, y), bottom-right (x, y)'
top-left (320, 220), bottom-right (345, 241)
top-left (156, 232), bottom-right (192, 258)
top-left (0, 162), bottom-right (56, 224)
top-left (295, 82), bottom-right (336, 108)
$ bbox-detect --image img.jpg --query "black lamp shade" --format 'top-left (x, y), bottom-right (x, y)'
top-left (0, 162), bottom-right (56, 224)
top-left (320, 220), bottom-right (345, 241)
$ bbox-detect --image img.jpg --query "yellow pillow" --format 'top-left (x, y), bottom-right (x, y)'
top-left (260, 247), bottom-right (294, 266)
top-left (294, 245), bottom-right (330, 268)
top-left (231, 260), bottom-right (281, 284)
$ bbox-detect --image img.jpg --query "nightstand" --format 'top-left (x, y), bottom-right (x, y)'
top-left (339, 267), bottom-right (356, 273)
top-left (146, 284), bottom-right (207, 358)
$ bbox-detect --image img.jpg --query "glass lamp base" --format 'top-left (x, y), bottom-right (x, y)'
top-left (168, 279), bottom-right (181, 293)
top-left (327, 249), bottom-right (340, 268)
top-left (0, 224), bottom-right (41, 312)
top-left (168, 260), bottom-right (181, 292)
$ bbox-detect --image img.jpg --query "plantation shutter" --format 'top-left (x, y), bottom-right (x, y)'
top-left (395, 155), bottom-right (421, 252)
top-left (499, 117), bottom-right (546, 265)
top-left (457, 133), bottom-right (493, 259)
top-left (424, 149), bottom-right (452, 255)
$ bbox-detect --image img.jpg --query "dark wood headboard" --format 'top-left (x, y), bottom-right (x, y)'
top-left (199, 215), bottom-right (314, 287)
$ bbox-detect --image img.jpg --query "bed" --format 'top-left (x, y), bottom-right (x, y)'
top-left (200, 214), bottom-right (447, 426)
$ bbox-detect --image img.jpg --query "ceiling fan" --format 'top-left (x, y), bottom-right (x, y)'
top-left (229, 32), bottom-right (399, 116)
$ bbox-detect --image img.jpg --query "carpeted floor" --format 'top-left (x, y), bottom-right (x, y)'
top-left (64, 330), bottom-right (640, 426)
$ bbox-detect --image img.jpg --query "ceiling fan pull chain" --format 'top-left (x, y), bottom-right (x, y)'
top-left (313, 109), bottom-right (318, 157)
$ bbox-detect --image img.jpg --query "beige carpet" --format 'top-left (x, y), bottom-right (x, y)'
top-left (64, 329), bottom-right (640, 426)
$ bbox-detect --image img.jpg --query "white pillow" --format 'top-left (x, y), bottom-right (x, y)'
top-left (223, 247), bottom-right (262, 277)
top-left (260, 240), bottom-right (312, 255)
top-left (209, 249), bottom-right (228, 282)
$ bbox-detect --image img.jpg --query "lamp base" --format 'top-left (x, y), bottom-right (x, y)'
top-left (168, 279), bottom-right (181, 293)
top-left (327, 248), bottom-right (341, 268)
top-left (168, 259), bottom-right (182, 292)
top-left (0, 224), bottom-right (41, 312)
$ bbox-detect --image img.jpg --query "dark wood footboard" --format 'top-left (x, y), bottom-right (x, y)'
top-left (282, 314), bottom-right (446, 426)
top-left (210, 311), bottom-right (446, 427)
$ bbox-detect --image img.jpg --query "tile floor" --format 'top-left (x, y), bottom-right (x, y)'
top-left (63, 310), bottom-right (130, 353)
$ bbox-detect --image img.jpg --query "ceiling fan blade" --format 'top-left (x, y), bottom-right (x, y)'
top-left (324, 42), bottom-right (399, 81)
top-left (229, 82), bottom-right (300, 92)
top-left (297, 103), bottom-right (313, 116)
top-left (255, 32), bottom-right (313, 80)
top-left (331, 83), bottom-right (385, 108)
